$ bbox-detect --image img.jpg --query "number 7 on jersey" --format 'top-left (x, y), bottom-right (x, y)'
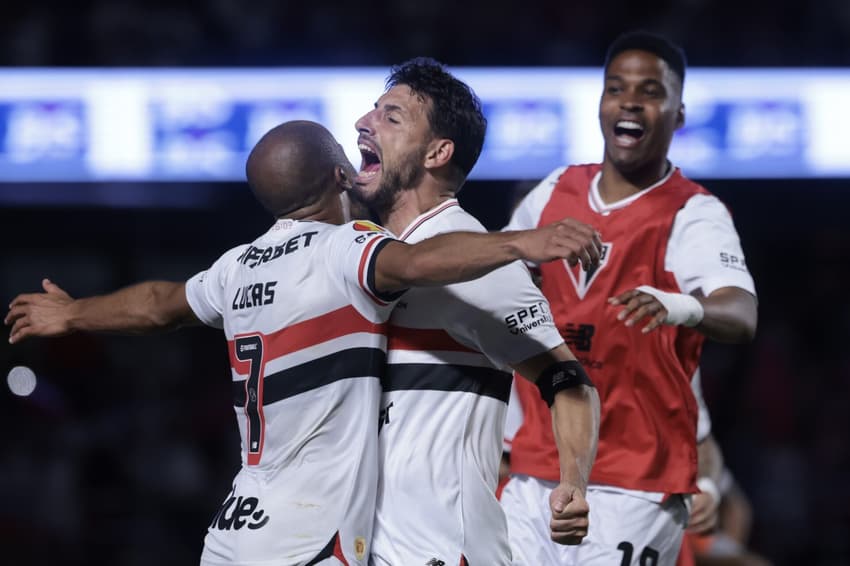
top-left (233, 334), bottom-right (267, 466)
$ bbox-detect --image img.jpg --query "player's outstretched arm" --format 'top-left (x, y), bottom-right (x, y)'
top-left (374, 218), bottom-right (602, 293)
top-left (513, 345), bottom-right (600, 546)
top-left (5, 278), bottom-right (198, 344)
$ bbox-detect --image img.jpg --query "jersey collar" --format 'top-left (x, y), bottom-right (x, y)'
top-left (398, 198), bottom-right (460, 241)
top-left (588, 165), bottom-right (677, 215)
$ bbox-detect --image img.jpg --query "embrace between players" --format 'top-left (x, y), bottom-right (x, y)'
top-left (6, 31), bottom-right (757, 566)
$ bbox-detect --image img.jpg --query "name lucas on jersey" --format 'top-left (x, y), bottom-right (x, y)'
top-left (232, 281), bottom-right (277, 310)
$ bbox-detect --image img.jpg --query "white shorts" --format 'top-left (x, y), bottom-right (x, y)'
top-left (200, 533), bottom-right (368, 566)
top-left (202, 557), bottom-right (346, 566)
top-left (501, 475), bottom-right (689, 566)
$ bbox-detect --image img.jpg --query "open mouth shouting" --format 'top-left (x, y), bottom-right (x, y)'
top-left (356, 137), bottom-right (382, 185)
top-left (613, 120), bottom-right (645, 147)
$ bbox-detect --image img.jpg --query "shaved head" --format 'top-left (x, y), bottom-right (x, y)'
top-left (246, 120), bottom-right (356, 218)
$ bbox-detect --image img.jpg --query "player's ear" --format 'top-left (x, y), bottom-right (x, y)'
top-left (335, 164), bottom-right (353, 191)
top-left (424, 138), bottom-right (454, 171)
top-left (676, 102), bottom-right (685, 130)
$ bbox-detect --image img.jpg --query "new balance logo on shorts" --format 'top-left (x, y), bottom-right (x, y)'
top-left (425, 559), bottom-right (445, 566)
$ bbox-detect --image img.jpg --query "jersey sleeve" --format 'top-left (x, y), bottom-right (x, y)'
top-left (503, 166), bottom-right (566, 232)
top-left (441, 261), bottom-right (565, 370)
top-left (185, 245), bottom-right (247, 329)
top-left (326, 220), bottom-right (403, 308)
top-left (667, 194), bottom-right (757, 297)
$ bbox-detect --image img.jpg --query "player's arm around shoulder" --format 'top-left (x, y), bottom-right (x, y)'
top-left (5, 278), bottom-right (198, 343)
top-left (512, 344), bottom-right (601, 545)
top-left (372, 220), bottom-right (602, 294)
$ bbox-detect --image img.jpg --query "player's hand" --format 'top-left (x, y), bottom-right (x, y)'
top-left (607, 288), bottom-right (667, 334)
top-left (549, 482), bottom-right (590, 545)
top-left (520, 219), bottom-right (602, 271)
top-left (687, 491), bottom-right (720, 534)
top-left (5, 279), bottom-right (75, 344)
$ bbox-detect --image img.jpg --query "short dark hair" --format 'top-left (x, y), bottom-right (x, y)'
top-left (387, 57), bottom-right (487, 183)
top-left (604, 31), bottom-right (687, 85)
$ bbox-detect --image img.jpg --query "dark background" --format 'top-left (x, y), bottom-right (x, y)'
top-left (2, 1), bottom-right (849, 565)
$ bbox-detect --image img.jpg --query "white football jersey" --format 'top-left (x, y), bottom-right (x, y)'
top-left (185, 218), bottom-right (399, 566)
top-left (370, 200), bottom-right (564, 566)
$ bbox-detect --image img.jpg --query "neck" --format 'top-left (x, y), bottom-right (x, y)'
top-left (597, 159), bottom-right (671, 203)
top-left (283, 192), bottom-right (345, 225)
top-left (378, 181), bottom-right (456, 236)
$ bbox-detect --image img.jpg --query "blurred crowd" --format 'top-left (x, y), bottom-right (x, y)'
top-left (3, 0), bottom-right (850, 67)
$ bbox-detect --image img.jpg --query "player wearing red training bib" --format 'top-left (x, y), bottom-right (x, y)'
top-left (500, 32), bottom-right (758, 566)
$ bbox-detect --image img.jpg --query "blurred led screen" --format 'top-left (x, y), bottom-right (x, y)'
top-left (0, 68), bottom-right (848, 183)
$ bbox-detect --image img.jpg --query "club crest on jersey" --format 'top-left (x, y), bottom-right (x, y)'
top-left (564, 243), bottom-right (611, 299)
top-left (353, 220), bottom-right (385, 232)
top-left (354, 537), bottom-right (367, 560)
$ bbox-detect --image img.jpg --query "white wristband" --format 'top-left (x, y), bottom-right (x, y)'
top-left (696, 476), bottom-right (722, 506)
top-left (635, 285), bottom-right (704, 327)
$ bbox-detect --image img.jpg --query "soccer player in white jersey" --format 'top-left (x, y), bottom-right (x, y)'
top-left (349, 58), bottom-right (602, 566)
top-left (5, 121), bottom-right (604, 566)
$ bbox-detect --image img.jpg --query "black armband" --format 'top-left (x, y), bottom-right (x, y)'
top-left (535, 360), bottom-right (594, 406)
